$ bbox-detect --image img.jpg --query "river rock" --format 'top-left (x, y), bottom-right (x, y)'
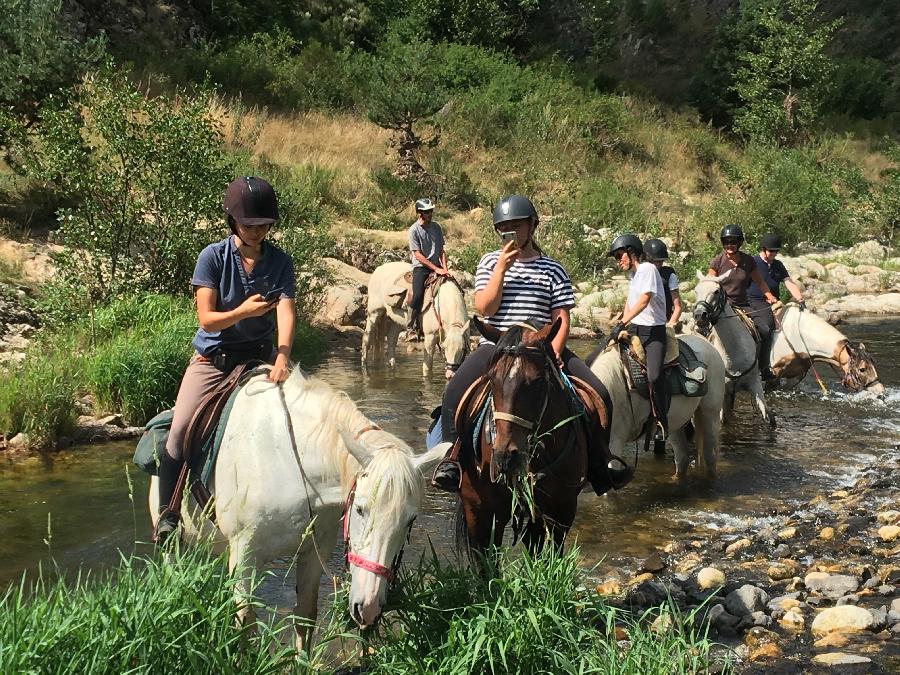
top-left (641, 552), bottom-right (666, 573)
top-left (777, 526), bottom-right (797, 539)
top-left (811, 652), bottom-right (872, 667)
top-left (725, 584), bottom-right (769, 616)
top-left (322, 285), bottom-right (365, 326)
top-left (768, 561), bottom-right (799, 581)
top-left (811, 606), bottom-right (876, 635)
top-left (768, 592), bottom-right (801, 612)
top-left (836, 594), bottom-right (860, 606)
top-left (876, 510), bottom-right (900, 525)
top-left (814, 632), bottom-right (849, 649)
top-left (773, 543), bottom-right (791, 558)
top-left (725, 538), bottom-right (751, 555)
top-left (819, 526), bottom-right (835, 540)
top-left (707, 604), bottom-right (740, 635)
top-left (877, 525), bottom-right (900, 542)
top-left (697, 567), bottom-right (726, 590)
top-left (779, 608), bottom-right (805, 631)
top-left (804, 572), bottom-right (859, 599)
top-left (596, 580), bottom-right (621, 596)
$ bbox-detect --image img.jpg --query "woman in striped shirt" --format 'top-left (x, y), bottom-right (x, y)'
top-left (431, 195), bottom-right (629, 493)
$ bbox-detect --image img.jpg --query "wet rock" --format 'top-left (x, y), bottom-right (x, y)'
top-left (767, 561), bottom-right (799, 581)
top-left (767, 592), bottom-right (801, 612)
top-left (876, 510), bottom-right (900, 525)
top-left (748, 642), bottom-right (781, 662)
top-left (725, 584), bottom-right (769, 616)
top-left (773, 543), bottom-right (791, 558)
top-left (779, 608), bottom-right (805, 631)
top-left (814, 632), bottom-right (849, 649)
top-left (804, 572), bottom-right (859, 599)
top-left (811, 606), bottom-right (876, 635)
top-left (724, 538), bottom-right (751, 555)
top-left (595, 580), bottom-right (621, 596)
top-left (877, 525), bottom-right (900, 542)
top-left (708, 604), bottom-right (740, 635)
top-left (836, 594), bottom-right (860, 606)
top-left (811, 652), bottom-right (872, 667)
top-left (777, 526), bottom-right (797, 539)
top-left (819, 526), bottom-right (835, 540)
top-left (627, 580), bottom-right (668, 607)
top-left (697, 567), bottom-right (726, 590)
top-left (641, 552), bottom-right (666, 574)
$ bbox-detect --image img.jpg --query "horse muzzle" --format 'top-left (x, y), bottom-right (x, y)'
top-left (490, 447), bottom-right (527, 484)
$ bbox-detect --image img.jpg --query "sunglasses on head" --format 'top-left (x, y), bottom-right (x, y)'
top-left (613, 249), bottom-right (629, 261)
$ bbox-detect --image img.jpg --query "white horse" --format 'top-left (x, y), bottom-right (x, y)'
top-left (149, 368), bottom-right (444, 649)
top-left (692, 272), bottom-right (774, 427)
top-left (362, 261), bottom-right (469, 378)
top-left (771, 304), bottom-right (885, 397)
top-left (589, 334), bottom-right (726, 479)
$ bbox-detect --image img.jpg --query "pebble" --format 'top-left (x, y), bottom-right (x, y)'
top-left (641, 552), bottom-right (666, 573)
top-left (724, 538), bottom-right (751, 555)
top-left (773, 543), bottom-right (791, 558)
top-left (804, 572), bottom-right (859, 599)
top-left (819, 526), bottom-right (835, 540)
top-left (814, 632), bottom-right (849, 648)
top-left (767, 561), bottom-right (798, 581)
top-left (725, 584), bottom-right (769, 616)
top-left (876, 510), bottom-right (899, 525)
top-left (811, 606), bottom-right (876, 635)
top-left (811, 652), bottom-right (872, 666)
top-left (877, 525), bottom-right (900, 542)
top-left (697, 567), bottom-right (726, 590)
top-left (595, 580), bottom-right (621, 596)
top-left (779, 608), bottom-right (805, 631)
top-left (777, 527), bottom-right (797, 540)
top-left (748, 642), bottom-right (781, 661)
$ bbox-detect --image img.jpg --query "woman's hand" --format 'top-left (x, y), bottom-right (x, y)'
top-left (764, 292), bottom-right (777, 304)
top-left (241, 293), bottom-right (278, 318)
top-left (496, 240), bottom-right (520, 273)
top-left (268, 352), bottom-right (290, 383)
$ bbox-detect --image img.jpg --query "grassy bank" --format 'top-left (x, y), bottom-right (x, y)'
top-left (0, 543), bottom-right (728, 674)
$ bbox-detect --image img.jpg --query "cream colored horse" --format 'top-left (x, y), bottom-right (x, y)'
top-left (693, 272), bottom-right (774, 427)
top-left (362, 261), bottom-right (469, 378)
top-left (772, 304), bottom-right (884, 397)
top-left (149, 368), bottom-right (444, 649)
top-left (590, 335), bottom-right (726, 479)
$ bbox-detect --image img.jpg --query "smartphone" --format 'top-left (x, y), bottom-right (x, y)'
top-left (500, 230), bottom-right (517, 246)
top-left (263, 287), bottom-right (284, 303)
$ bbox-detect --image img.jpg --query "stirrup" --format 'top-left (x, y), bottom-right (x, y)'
top-left (606, 455), bottom-right (634, 491)
top-left (154, 509), bottom-right (180, 546)
top-left (431, 459), bottom-right (462, 492)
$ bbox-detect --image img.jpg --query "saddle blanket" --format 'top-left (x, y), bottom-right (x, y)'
top-left (622, 339), bottom-right (708, 399)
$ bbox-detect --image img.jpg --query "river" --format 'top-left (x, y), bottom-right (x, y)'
top-left (1, 319), bottom-right (898, 612)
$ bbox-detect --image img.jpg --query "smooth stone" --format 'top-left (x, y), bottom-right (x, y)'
top-left (725, 538), bottom-right (751, 555)
top-left (836, 594), bottom-right (860, 606)
top-left (748, 642), bottom-right (781, 662)
top-left (773, 543), bottom-right (791, 558)
top-left (811, 653), bottom-right (872, 666)
top-left (814, 632), bottom-right (849, 648)
top-left (804, 572), bottom-right (860, 599)
top-left (768, 561), bottom-right (798, 581)
top-left (641, 552), bottom-right (666, 574)
top-left (725, 584), bottom-right (769, 616)
top-left (697, 567), bottom-right (726, 590)
top-left (779, 608), bottom-right (805, 631)
top-left (767, 592), bottom-right (801, 612)
top-left (596, 580), bottom-right (621, 596)
top-left (819, 527), bottom-right (835, 540)
top-left (878, 525), bottom-right (900, 541)
top-left (811, 606), bottom-right (876, 635)
top-left (777, 527), bottom-right (797, 539)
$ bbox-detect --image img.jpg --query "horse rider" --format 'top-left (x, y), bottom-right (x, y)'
top-left (643, 238), bottom-right (682, 326)
top-left (155, 176), bottom-right (297, 545)
top-left (707, 224), bottom-right (778, 379)
top-left (607, 234), bottom-right (670, 441)
top-left (748, 233), bottom-right (807, 378)
top-left (430, 195), bottom-right (631, 494)
top-left (406, 198), bottom-right (450, 341)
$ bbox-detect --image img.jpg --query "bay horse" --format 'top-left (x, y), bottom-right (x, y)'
top-left (588, 334), bottom-right (726, 479)
top-left (362, 261), bottom-right (469, 378)
top-left (693, 272), bottom-right (775, 428)
top-left (455, 318), bottom-right (595, 559)
top-left (771, 304), bottom-right (884, 397)
top-left (148, 367), bottom-right (444, 650)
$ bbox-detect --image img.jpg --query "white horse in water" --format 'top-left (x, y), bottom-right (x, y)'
top-left (149, 368), bottom-right (443, 649)
top-left (692, 272), bottom-right (775, 428)
top-left (771, 304), bottom-right (885, 397)
top-left (589, 335), bottom-right (726, 479)
top-left (361, 261), bottom-right (469, 378)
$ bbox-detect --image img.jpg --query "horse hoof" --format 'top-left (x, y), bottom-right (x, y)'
top-left (768, 414), bottom-right (777, 430)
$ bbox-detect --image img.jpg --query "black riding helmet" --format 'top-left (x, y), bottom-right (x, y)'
top-left (492, 195), bottom-right (538, 228)
top-left (643, 238), bottom-right (669, 261)
top-left (720, 224), bottom-right (744, 243)
top-left (607, 233), bottom-right (643, 257)
top-left (760, 233), bottom-right (782, 251)
top-left (224, 176), bottom-right (279, 235)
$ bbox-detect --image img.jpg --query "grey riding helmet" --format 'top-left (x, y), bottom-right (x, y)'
top-left (643, 238), bottom-right (669, 261)
top-left (415, 198), bottom-right (435, 212)
top-left (760, 233), bottom-right (782, 251)
top-left (492, 195), bottom-right (538, 227)
top-left (720, 224), bottom-right (745, 242)
top-left (607, 233), bottom-right (643, 257)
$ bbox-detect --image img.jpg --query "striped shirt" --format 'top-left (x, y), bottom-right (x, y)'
top-left (475, 251), bottom-right (575, 342)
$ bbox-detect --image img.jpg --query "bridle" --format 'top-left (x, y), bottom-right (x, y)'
top-left (693, 283), bottom-right (726, 337)
top-left (340, 424), bottom-right (412, 584)
top-left (837, 341), bottom-right (881, 392)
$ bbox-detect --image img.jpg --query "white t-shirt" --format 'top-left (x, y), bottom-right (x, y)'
top-left (627, 261), bottom-right (667, 326)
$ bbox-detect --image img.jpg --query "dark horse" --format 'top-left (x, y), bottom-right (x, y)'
top-left (455, 317), bottom-right (602, 558)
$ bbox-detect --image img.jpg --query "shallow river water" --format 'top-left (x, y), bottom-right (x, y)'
top-left (1, 319), bottom-right (898, 612)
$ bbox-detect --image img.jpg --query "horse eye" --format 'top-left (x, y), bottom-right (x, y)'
top-left (355, 505), bottom-right (364, 516)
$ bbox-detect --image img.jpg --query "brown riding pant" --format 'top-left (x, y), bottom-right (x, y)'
top-left (164, 355), bottom-right (226, 462)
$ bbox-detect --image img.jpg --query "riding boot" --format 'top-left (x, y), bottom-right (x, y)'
top-left (155, 453), bottom-right (182, 545)
top-left (431, 440), bottom-right (461, 492)
top-left (759, 334), bottom-right (776, 381)
top-left (405, 311), bottom-right (421, 342)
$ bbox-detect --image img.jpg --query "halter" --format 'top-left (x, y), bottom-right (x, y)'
top-left (340, 423), bottom-right (410, 583)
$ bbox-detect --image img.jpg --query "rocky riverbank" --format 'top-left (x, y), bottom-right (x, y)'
top-left (595, 453), bottom-right (900, 673)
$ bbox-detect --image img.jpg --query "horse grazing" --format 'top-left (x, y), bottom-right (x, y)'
top-left (693, 272), bottom-right (775, 428)
top-left (455, 318), bottom-right (596, 558)
top-left (362, 261), bottom-right (469, 378)
top-left (771, 304), bottom-right (884, 397)
top-left (148, 368), bottom-right (443, 649)
top-left (589, 334), bottom-right (726, 479)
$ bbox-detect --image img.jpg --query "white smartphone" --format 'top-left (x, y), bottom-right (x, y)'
top-left (500, 230), bottom-right (517, 246)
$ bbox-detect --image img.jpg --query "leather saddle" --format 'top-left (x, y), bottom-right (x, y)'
top-left (387, 270), bottom-right (444, 312)
top-left (618, 337), bottom-right (708, 399)
top-left (731, 306), bottom-right (761, 344)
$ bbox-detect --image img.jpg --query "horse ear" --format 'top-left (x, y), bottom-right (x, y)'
top-left (545, 317), bottom-right (563, 345)
top-left (473, 316), bottom-right (501, 343)
top-left (858, 342), bottom-right (866, 351)
top-left (412, 442), bottom-right (449, 475)
top-left (341, 433), bottom-right (374, 469)
top-left (696, 269), bottom-right (705, 281)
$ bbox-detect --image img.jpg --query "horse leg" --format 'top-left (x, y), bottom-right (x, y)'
top-left (361, 311), bottom-right (380, 367)
top-left (669, 428), bottom-right (691, 481)
top-left (750, 377), bottom-right (775, 429)
top-left (422, 329), bottom-right (436, 377)
top-left (293, 542), bottom-right (329, 653)
top-left (228, 537), bottom-right (258, 630)
top-left (386, 320), bottom-right (402, 368)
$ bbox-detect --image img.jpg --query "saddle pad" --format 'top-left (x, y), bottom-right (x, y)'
top-left (732, 306), bottom-right (760, 344)
top-left (627, 327), bottom-right (679, 366)
top-left (621, 339), bottom-right (708, 399)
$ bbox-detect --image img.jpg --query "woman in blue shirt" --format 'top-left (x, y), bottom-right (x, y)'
top-left (155, 176), bottom-right (296, 544)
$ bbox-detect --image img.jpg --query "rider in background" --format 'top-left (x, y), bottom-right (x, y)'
top-left (607, 234), bottom-right (670, 441)
top-left (707, 224), bottom-right (777, 380)
top-left (748, 233), bottom-right (806, 379)
top-left (643, 238), bottom-right (682, 326)
top-left (430, 195), bottom-right (630, 493)
top-left (406, 198), bottom-right (450, 342)
top-left (155, 176), bottom-right (296, 545)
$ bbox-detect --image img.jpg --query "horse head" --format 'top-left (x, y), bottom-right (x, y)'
top-left (341, 435), bottom-right (444, 628)
top-left (693, 271), bottom-right (730, 336)
top-left (474, 316), bottom-right (562, 484)
top-left (441, 319), bottom-right (470, 379)
top-left (840, 341), bottom-right (884, 397)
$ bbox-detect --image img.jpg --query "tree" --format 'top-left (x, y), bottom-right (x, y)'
top-left (730, 0), bottom-right (840, 145)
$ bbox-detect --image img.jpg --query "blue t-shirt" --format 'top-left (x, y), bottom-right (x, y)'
top-left (190, 236), bottom-right (296, 356)
top-left (748, 255), bottom-right (789, 301)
